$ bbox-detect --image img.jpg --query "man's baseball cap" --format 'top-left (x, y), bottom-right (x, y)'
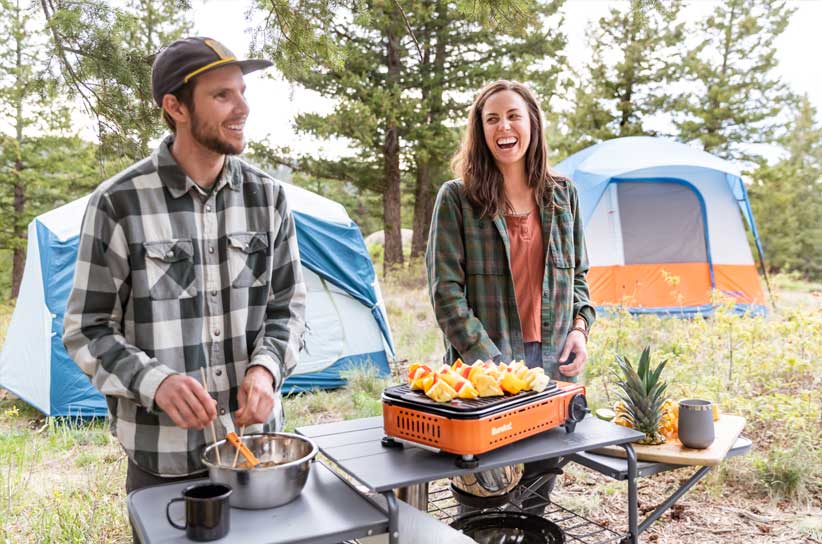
top-left (151, 37), bottom-right (272, 106)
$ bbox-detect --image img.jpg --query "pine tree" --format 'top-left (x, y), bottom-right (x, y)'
top-left (553, 0), bottom-right (683, 158)
top-left (0, 0), bottom-right (81, 298)
top-left (40, 0), bottom-right (192, 163)
top-left (403, 0), bottom-right (566, 257)
top-left (253, 0), bottom-right (567, 270)
top-left (673, 0), bottom-right (794, 161)
top-left (749, 97), bottom-right (822, 280)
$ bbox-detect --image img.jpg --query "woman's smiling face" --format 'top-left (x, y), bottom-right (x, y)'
top-left (481, 89), bottom-right (531, 169)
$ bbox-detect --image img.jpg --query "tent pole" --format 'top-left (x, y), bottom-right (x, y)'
top-left (737, 180), bottom-right (775, 310)
top-left (758, 248), bottom-right (776, 311)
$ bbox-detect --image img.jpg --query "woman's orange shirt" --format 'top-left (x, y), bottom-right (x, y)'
top-left (504, 210), bottom-right (545, 343)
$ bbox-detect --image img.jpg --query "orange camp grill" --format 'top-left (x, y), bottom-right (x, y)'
top-left (381, 380), bottom-right (588, 468)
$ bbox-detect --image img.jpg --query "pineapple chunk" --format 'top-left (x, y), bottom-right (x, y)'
top-left (499, 371), bottom-right (529, 395)
top-left (529, 372), bottom-right (550, 393)
top-left (425, 374), bottom-right (457, 402)
top-left (474, 374), bottom-right (504, 397)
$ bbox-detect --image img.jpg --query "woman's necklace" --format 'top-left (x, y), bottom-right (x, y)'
top-left (505, 207), bottom-right (534, 217)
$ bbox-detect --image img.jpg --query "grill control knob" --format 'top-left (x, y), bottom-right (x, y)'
top-left (564, 394), bottom-right (589, 433)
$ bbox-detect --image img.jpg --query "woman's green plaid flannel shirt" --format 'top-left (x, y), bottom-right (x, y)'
top-left (425, 177), bottom-right (595, 379)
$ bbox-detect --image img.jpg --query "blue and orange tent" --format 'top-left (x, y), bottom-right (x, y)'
top-left (555, 136), bottom-right (768, 316)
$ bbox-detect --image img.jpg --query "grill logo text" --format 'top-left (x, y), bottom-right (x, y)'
top-left (491, 422), bottom-right (513, 436)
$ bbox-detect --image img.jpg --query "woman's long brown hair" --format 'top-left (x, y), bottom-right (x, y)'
top-left (451, 80), bottom-right (555, 218)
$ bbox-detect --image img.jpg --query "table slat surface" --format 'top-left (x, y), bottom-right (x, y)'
top-left (297, 416), bottom-right (644, 492)
top-left (128, 462), bottom-right (388, 544)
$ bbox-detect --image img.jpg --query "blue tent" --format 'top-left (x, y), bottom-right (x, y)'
top-left (0, 183), bottom-right (394, 417)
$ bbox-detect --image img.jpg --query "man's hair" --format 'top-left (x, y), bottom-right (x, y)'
top-left (161, 80), bottom-right (196, 133)
top-left (451, 79), bottom-right (555, 218)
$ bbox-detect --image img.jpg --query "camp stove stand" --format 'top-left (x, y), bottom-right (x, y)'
top-left (297, 415), bottom-right (646, 544)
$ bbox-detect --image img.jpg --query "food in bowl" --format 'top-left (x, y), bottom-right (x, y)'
top-left (202, 432), bottom-right (318, 509)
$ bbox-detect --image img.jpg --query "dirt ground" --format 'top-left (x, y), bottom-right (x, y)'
top-left (553, 461), bottom-right (821, 543)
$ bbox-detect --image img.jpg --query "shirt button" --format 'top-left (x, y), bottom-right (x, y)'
top-left (166, 251), bottom-right (173, 258)
top-left (220, 408), bottom-right (226, 416)
top-left (208, 246), bottom-right (215, 254)
top-left (214, 329), bottom-right (221, 337)
top-left (215, 369), bottom-right (222, 376)
top-left (542, 321), bottom-right (549, 327)
top-left (205, 205), bottom-right (212, 212)
top-left (211, 290), bottom-right (218, 297)
top-left (543, 290), bottom-right (548, 297)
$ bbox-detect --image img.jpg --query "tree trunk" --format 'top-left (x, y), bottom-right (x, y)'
top-left (619, 2), bottom-right (639, 135)
top-left (410, 160), bottom-right (434, 258)
top-left (11, 177), bottom-right (25, 299)
top-left (382, 23), bottom-right (403, 274)
top-left (11, 5), bottom-right (25, 299)
top-left (410, 0), bottom-right (446, 259)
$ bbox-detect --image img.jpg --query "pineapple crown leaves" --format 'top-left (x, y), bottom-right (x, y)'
top-left (613, 346), bottom-right (670, 428)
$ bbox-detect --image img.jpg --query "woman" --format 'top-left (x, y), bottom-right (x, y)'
top-left (426, 80), bottom-right (595, 511)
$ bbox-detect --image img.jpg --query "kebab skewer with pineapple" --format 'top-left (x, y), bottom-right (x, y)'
top-left (407, 358), bottom-right (552, 403)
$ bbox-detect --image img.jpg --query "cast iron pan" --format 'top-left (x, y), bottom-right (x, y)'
top-left (449, 483), bottom-right (512, 509)
top-left (450, 511), bottom-right (565, 544)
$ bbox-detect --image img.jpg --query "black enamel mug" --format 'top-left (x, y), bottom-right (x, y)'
top-left (166, 482), bottom-right (232, 541)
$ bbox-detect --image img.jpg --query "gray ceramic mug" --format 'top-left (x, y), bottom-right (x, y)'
top-left (678, 399), bottom-right (715, 449)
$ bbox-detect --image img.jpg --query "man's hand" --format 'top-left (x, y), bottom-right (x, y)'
top-left (155, 374), bottom-right (217, 429)
top-left (235, 366), bottom-right (276, 427)
top-left (558, 330), bottom-right (588, 377)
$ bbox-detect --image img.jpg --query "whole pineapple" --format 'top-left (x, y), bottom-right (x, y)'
top-left (614, 346), bottom-right (669, 445)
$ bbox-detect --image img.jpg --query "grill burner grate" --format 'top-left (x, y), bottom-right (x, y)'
top-left (382, 382), bottom-right (560, 418)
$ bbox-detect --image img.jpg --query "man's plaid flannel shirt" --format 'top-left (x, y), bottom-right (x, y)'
top-left (64, 136), bottom-right (306, 476)
top-left (426, 177), bottom-right (595, 378)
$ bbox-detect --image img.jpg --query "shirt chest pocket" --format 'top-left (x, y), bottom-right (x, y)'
top-left (227, 232), bottom-right (269, 288)
top-left (142, 239), bottom-right (197, 300)
top-left (550, 210), bottom-right (575, 269)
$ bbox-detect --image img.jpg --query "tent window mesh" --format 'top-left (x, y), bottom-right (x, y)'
top-left (618, 182), bottom-right (707, 264)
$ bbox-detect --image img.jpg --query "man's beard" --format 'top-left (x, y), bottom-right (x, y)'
top-left (191, 112), bottom-right (244, 155)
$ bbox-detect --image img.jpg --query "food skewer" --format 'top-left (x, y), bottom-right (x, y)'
top-left (199, 367), bottom-right (221, 465)
top-left (232, 385), bottom-right (256, 468)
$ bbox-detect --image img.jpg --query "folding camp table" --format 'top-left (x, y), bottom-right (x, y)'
top-left (297, 415), bottom-right (646, 544)
top-left (570, 436), bottom-right (752, 536)
top-left (298, 416), bottom-right (751, 544)
top-left (127, 416), bottom-right (750, 543)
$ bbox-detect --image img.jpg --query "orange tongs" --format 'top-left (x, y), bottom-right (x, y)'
top-left (226, 432), bottom-right (260, 468)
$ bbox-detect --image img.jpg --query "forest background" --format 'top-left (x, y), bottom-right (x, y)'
top-left (0, 0), bottom-right (820, 299)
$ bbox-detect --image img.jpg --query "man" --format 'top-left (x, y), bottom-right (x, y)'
top-left (63, 37), bottom-right (306, 500)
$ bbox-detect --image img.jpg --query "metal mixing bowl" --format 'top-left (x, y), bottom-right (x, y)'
top-left (201, 432), bottom-right (318, 509)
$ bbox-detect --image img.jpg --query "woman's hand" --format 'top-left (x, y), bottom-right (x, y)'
top-left (558, 330), bottom-right (588, 377)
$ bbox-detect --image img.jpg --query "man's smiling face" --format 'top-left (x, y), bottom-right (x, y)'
top-left (186, 65), bottom-right (249, 156)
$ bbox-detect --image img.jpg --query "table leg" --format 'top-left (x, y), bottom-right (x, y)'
top-left (395, 482), bottom-right (429, 510)
top-left (638, 466), bottom-right (712, 534)
top-left (382, 490), bottom-right (400, 544)
top-left (621, 443), bottom-right (639, 544)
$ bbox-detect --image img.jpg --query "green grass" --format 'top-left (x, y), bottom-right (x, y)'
top-left (0, 271), bottom-right (820, 541)
top-left (0, 411), bottom-right (126, 543)
top-left (771, 270), bottom-right (822, 292)
top-left (282, 364), bottom-right (392, 432)
top-left (753, 442), bottom-right (816, 500)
